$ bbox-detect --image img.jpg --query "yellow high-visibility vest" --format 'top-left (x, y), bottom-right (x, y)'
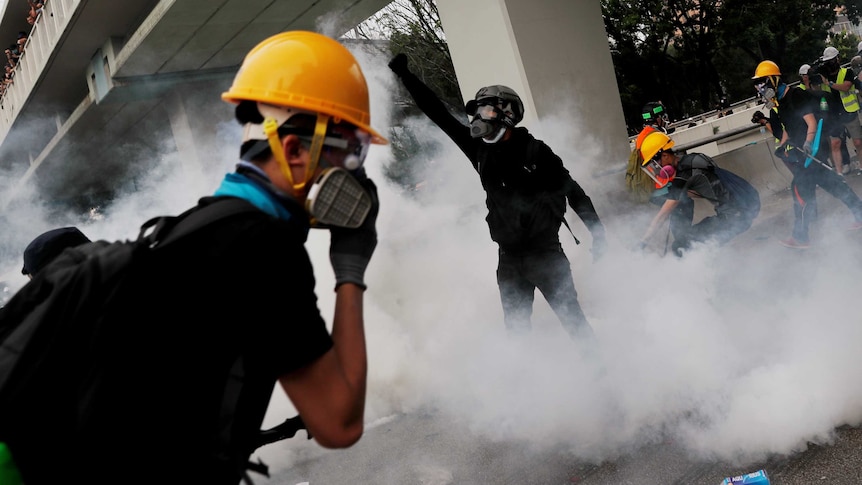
top-left (823, 68), bottom-right (860, 113)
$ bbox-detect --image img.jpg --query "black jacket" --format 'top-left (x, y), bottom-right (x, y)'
top-left (394, 69), bottom-right (605, 251)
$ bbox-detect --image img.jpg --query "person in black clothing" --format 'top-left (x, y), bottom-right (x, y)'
top-left (753, 60), bottom-right (862, 249)
top-left (21, 226), bottom-right (90, 278)
top-left (388, 53), bottom-right (606, 340)
top-left (4, 32), bottom-right (383, 485)
top-left (636, 131), bottom-right (760, 256)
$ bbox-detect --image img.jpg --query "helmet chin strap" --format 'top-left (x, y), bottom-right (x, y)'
top-left (263, 113), bottom-right (331, 192)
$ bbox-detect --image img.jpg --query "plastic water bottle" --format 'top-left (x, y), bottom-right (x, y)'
top-left (720, 469), bottom-right (770, 485)
top-left (820, 96), bottom-right (829, 112)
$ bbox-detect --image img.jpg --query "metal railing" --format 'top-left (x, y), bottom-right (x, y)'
top-left (0, 0), bottom-right (81, 148)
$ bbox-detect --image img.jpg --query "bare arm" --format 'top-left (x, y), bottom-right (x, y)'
top-left (802, 112), bottom-right (817, 145)
top-left (278, 283), bottom-right (367, 448)
top-left (641, 198), bottom-right (679, 243)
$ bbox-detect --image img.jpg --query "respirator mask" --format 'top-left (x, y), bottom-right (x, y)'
top-left (304, 128), bottom-right (373, 228)
top-left (467, 101), bottom-right (508, 143)
top-left (306, 167), bottom-right (373, 228)
top-left (241, 102), bottom-right (375, 229)
top-left (754, 79), bottom-right (777, 110)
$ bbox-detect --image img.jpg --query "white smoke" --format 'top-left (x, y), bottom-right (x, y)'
top-left (2, 32), bottom-right (862, 484)
top-left (258, 45), bottom-right (862, 481)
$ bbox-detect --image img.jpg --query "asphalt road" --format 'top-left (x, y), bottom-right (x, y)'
top-left (259, 170), bottom-right (862, 485)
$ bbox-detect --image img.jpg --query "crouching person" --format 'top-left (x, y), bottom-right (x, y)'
top-left (636, 132), bottom-right (761, 256)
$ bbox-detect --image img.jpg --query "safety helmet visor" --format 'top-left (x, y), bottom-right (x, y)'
top-left (641, 156), bottom-right (674, 188)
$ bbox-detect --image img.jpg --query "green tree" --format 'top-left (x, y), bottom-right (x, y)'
top-left (602, 0), bottom-right (860, 131)
top-left (347, 0), bottom-right (460, 192)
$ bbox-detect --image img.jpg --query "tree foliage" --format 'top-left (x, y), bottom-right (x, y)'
top-left (603, 0), bottom-right (862, 133)
top-left (347, 0), bottom-right (460, 192)
top-left (354, 0), bottom-right (862, 183)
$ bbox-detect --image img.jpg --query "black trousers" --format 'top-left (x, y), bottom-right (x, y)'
top-left (669, 198), bottom-right (755, 254)
top-left (783, 154), bottom-right (862, 243)
top-left (496, 245), bottom-right (593, 339)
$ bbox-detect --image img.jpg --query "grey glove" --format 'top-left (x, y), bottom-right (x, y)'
top-left (803, 140), bottom-right (813, 156)
top-left (329, 173), bottom-right (379, 290)
top-left (388, 53), bottom-right (410, 77)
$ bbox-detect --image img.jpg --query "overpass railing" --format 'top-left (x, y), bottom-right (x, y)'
top-left (0, 0), bottom-right (80, 148)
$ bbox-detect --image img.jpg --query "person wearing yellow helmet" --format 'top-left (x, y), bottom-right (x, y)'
top-left (3, 31), bottom-right (384, 485)
top-left (636, 131), bottom-right (760, 256)
top-left (753, 60), bottom-right (862, 249)
top-left (625, 101), bottom-right (674, 203)
top-left (388, 53), bottom-right (606, 342)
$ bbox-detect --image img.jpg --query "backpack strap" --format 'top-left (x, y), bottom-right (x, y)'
top-left (139, 197), bottom-right (259, 249)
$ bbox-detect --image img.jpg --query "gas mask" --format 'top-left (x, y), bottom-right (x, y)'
top-left (304, 129), bottom-right (373, 229)
top-left (241, 103), bottom-right (375, 229)
top-left (306, 167), bottom-right (373, 228)
top-left (468, 102), bottom-right (509, 143)
top-left (755, 80), bottom-right (778, 110)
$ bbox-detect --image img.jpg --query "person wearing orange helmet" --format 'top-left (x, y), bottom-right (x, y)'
top-left (388, 53), bottom-right (606, 342)
top-left (753, 60), bottom-right (862, 249)
top-left (3, 31), bottom-right (385, 485)
top-left (625, 101), bottom-right (673, 202)
top-left (636, 131), bottom-right (760, 256)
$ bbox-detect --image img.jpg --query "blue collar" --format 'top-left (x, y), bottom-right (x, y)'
top-left (213, 165), bottom-right (298, 222)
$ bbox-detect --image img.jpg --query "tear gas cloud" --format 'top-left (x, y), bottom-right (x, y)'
top-left (2, 40), bottom-right (862, 482)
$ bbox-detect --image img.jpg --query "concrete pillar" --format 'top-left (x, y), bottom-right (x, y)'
top-left (165, 90), bottom-right (205, 182)
top-left (435, 0), bottom-right (629, 164)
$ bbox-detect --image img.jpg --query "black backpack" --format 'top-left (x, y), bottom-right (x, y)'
top-left (0, 197), bottom-right (304, 484)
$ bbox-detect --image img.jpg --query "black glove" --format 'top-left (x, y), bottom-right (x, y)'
top-left (803, 140), bottom-right (813, 156)
top-left (774, 143), bottom-right (792, 162)
top-left (388, 53), bottom-right (410, 77)
top-left (329, 174), bottom-right (379, 290)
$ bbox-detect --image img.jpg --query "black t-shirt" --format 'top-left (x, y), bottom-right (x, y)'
top-left (668, 153), bottom-right (731, 212)
top-left (770, 86), bottom-right (818, 146)
top-left (15, 197), bottom-right (334, 484)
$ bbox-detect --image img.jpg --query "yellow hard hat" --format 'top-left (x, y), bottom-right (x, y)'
top-left (752, 60), bottom-right (781, 79)
top-left (640, 131), bottom-right (675, 164)
top-left (222, 31), bottom-right (386, 144)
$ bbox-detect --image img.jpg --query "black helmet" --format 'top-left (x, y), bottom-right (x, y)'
top-left (642, 101), bottom-right (668, 124)
top-left (465, 85), bottom-right (524, 126)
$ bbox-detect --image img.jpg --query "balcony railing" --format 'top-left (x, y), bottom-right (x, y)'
top-left (0, 0), bottom-right (81, 146)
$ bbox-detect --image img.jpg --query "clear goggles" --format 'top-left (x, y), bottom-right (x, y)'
top-left (297, 128), bottom-right (371, 171)
top-left (473, 103), bottom-right (503, 122)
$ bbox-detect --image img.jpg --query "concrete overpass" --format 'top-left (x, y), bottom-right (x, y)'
top-left (0, 0), bottom-right (392, 211)
top-left (0, 0), bottom-right (642, 214)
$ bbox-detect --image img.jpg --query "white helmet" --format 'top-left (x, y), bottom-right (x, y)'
top-left (823, 46), bottom-right (839, 61)
top-left (798, 64), bottom-right (810, 75)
